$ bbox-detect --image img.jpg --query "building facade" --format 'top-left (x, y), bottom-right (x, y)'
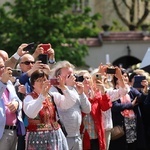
top-left (1, 0), bottom-right (150, 70)
top-left (81, 32), bottom-right (150, 70)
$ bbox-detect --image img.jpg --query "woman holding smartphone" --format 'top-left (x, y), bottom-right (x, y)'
top-left (109, 69), bottom-right (147, 150)
top-left (78, 70), bottom-right (112, 150)
top-left (23, 70), bottom-right (78, 150)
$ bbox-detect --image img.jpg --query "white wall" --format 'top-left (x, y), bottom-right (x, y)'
top-left (85, 42), bottom-right (150, 68)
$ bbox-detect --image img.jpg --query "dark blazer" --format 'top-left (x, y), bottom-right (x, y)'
top-left (109, 87), bottom-right (147, 150)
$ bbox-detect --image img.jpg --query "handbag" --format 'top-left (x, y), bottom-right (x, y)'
top-left (111, 125), bottom-right (124, 140)
top-left (49, 93), bottom-right (68, 137)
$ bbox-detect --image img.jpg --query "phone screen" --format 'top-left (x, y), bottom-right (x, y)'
top-left (106, 68), bottom-right (116, 74)
top-left (38, 54), bottom-right (48, 64)
top-left (41, 44), bottom-right (51, 54)
top-left (133, 75), bottom-right (146, 88)
top-left (50, 78), bottom-right (59, 85)
top-left (23, 42), bottom-right (35, 51)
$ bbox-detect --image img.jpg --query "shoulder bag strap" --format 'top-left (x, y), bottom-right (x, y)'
top-left (48, 93), bottom-right (60, 119)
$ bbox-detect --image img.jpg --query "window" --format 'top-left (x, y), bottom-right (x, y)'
top-left (72, 0), bottom-right (89, 13)
top-left (84, 0), bottom-right (89, 7)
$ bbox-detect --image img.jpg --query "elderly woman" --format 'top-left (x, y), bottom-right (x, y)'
top-left (23, 70), bottom-right (78, 150)
top-left (78, 70), bottom-right (112, 150)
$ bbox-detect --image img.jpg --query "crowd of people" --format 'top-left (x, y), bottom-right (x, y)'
top-left (0, 43), bottom-right (150, 150)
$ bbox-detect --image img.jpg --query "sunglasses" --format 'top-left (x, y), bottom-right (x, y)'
top-left (21, 61), bottom-right (35, 65)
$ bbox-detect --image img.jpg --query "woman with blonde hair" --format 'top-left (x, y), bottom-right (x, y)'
top-left (78, 69), bottom-right (112, 150)
top-left (91, 65), bottom-right (129, 150)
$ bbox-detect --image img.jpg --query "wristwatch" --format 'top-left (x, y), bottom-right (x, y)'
top-left (49, 59), bottom-right (56, 64)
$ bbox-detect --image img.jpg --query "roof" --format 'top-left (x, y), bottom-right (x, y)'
top-left (78, 38), bottom-right (101, 47)
top-left (78, 31), bottom-right (150, 47)
top-left (100, 31), bottom-right (150, 41)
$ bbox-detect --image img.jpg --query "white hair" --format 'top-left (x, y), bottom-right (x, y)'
top-left (50, 60), bottom-right (75, 77)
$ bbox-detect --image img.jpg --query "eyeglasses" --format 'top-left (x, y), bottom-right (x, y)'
top-left (21, 61), bottom-right (35, 65)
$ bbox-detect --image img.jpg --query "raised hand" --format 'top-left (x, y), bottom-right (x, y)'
top-left (95, 79), bottom-right (106, 94)
top-left (32, 43), bottom-right (43, 59)
top-left (1, 67), bottom-right (12, 83)
top-left (41, 80), bottom-right (51, 97)
top-left (27, 61), bottom-right (44, 76)
top-left (17, 43), bottom-right (29, 56)
top-left (65, 74), bottom-right (76, 87)
top-left (75, 82), bottom-right (84, 95)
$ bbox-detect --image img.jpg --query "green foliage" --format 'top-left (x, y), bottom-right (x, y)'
top-left (111, 20), bottom-right (127, 31)
top-left (0, 0), bottom-right (101, 67)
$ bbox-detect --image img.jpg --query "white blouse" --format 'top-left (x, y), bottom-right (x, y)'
top-left (23, 87), bottom-right (77, 119)
top-left (103, 86), bottom-right (130, 130)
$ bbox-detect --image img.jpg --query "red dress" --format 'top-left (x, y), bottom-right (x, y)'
top-left (81, 92), bottom-right (112, 150)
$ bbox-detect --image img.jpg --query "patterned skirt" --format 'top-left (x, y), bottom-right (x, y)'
top-left (26, 128), bottom-right (69, 150)
top-left (124, 117), bottom-right (137, 143)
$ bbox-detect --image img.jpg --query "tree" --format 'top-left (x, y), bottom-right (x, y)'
top-left (112, 0), bottom-right (150, 31)
top-left (0, 0), bottom-right (100, 67)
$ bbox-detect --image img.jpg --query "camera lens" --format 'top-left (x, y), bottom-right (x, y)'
top-left (96, 74), bottom-right (99, 77)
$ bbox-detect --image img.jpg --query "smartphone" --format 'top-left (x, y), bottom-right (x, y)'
top-left (41, 44), bottom-right (51, 54)
top-left (50, 78), bottom-right (59, 86)
top-left (12, 69), bottom-right (22, 77)
top-left (23, 42), bottom-right (35, 51)
top-left (95, 73), bottom-right (102, 80)
top-left (74, 75), bottom-right (84, 82)
top-left (133, 75), bottom-right (146, 88)
top-left (106, 68), bottom-right (116, 74)
top-left (38, 54), bottom-right (48, 64)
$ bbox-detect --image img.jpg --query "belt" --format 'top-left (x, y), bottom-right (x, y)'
top-left (5, 125), bottom-right (16, 130)
top-left (27, 122), bottom-right (60, 132)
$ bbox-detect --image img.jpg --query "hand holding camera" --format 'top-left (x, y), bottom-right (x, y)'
top-left (114, 67), bottom-right (123, 80)
top-left (42, 64), bottom-right (51, 75)
top-left (17, 43), bottom-right (30, 57)
top-left (74, 75), bottom-right (84, 82)
top-left (38, 54), bottom-right (48, 64)
top-left (95, 78), bottom-right (105, 94)
top-left (41, 44), bottom-right (51, 55)
top-left (27, 61), bottom-right (43, 76)
top-left (65, 74), bottom-right (76, 87)
top-left (106, 67), bottom-right (116, 74)
top-left (95, 73), bottom-right (103, 82)
top-left (76, 82), bottom-right (84, 95)
top-left (49, 78), bottom-right (59, 86)
top-left (41, 80), bottom-right (51, 97)
top-left (98, 64), bottom-right (107, 75)
top-left (23, 42), bottom-right (35, 51)
top-left (32, 44), bottom-right (44, 59)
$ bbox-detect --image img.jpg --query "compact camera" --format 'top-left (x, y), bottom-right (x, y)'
top-left (106, 68), bottom-right (116, 74)
top-left (74, 75), bottom-right (84, 82)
